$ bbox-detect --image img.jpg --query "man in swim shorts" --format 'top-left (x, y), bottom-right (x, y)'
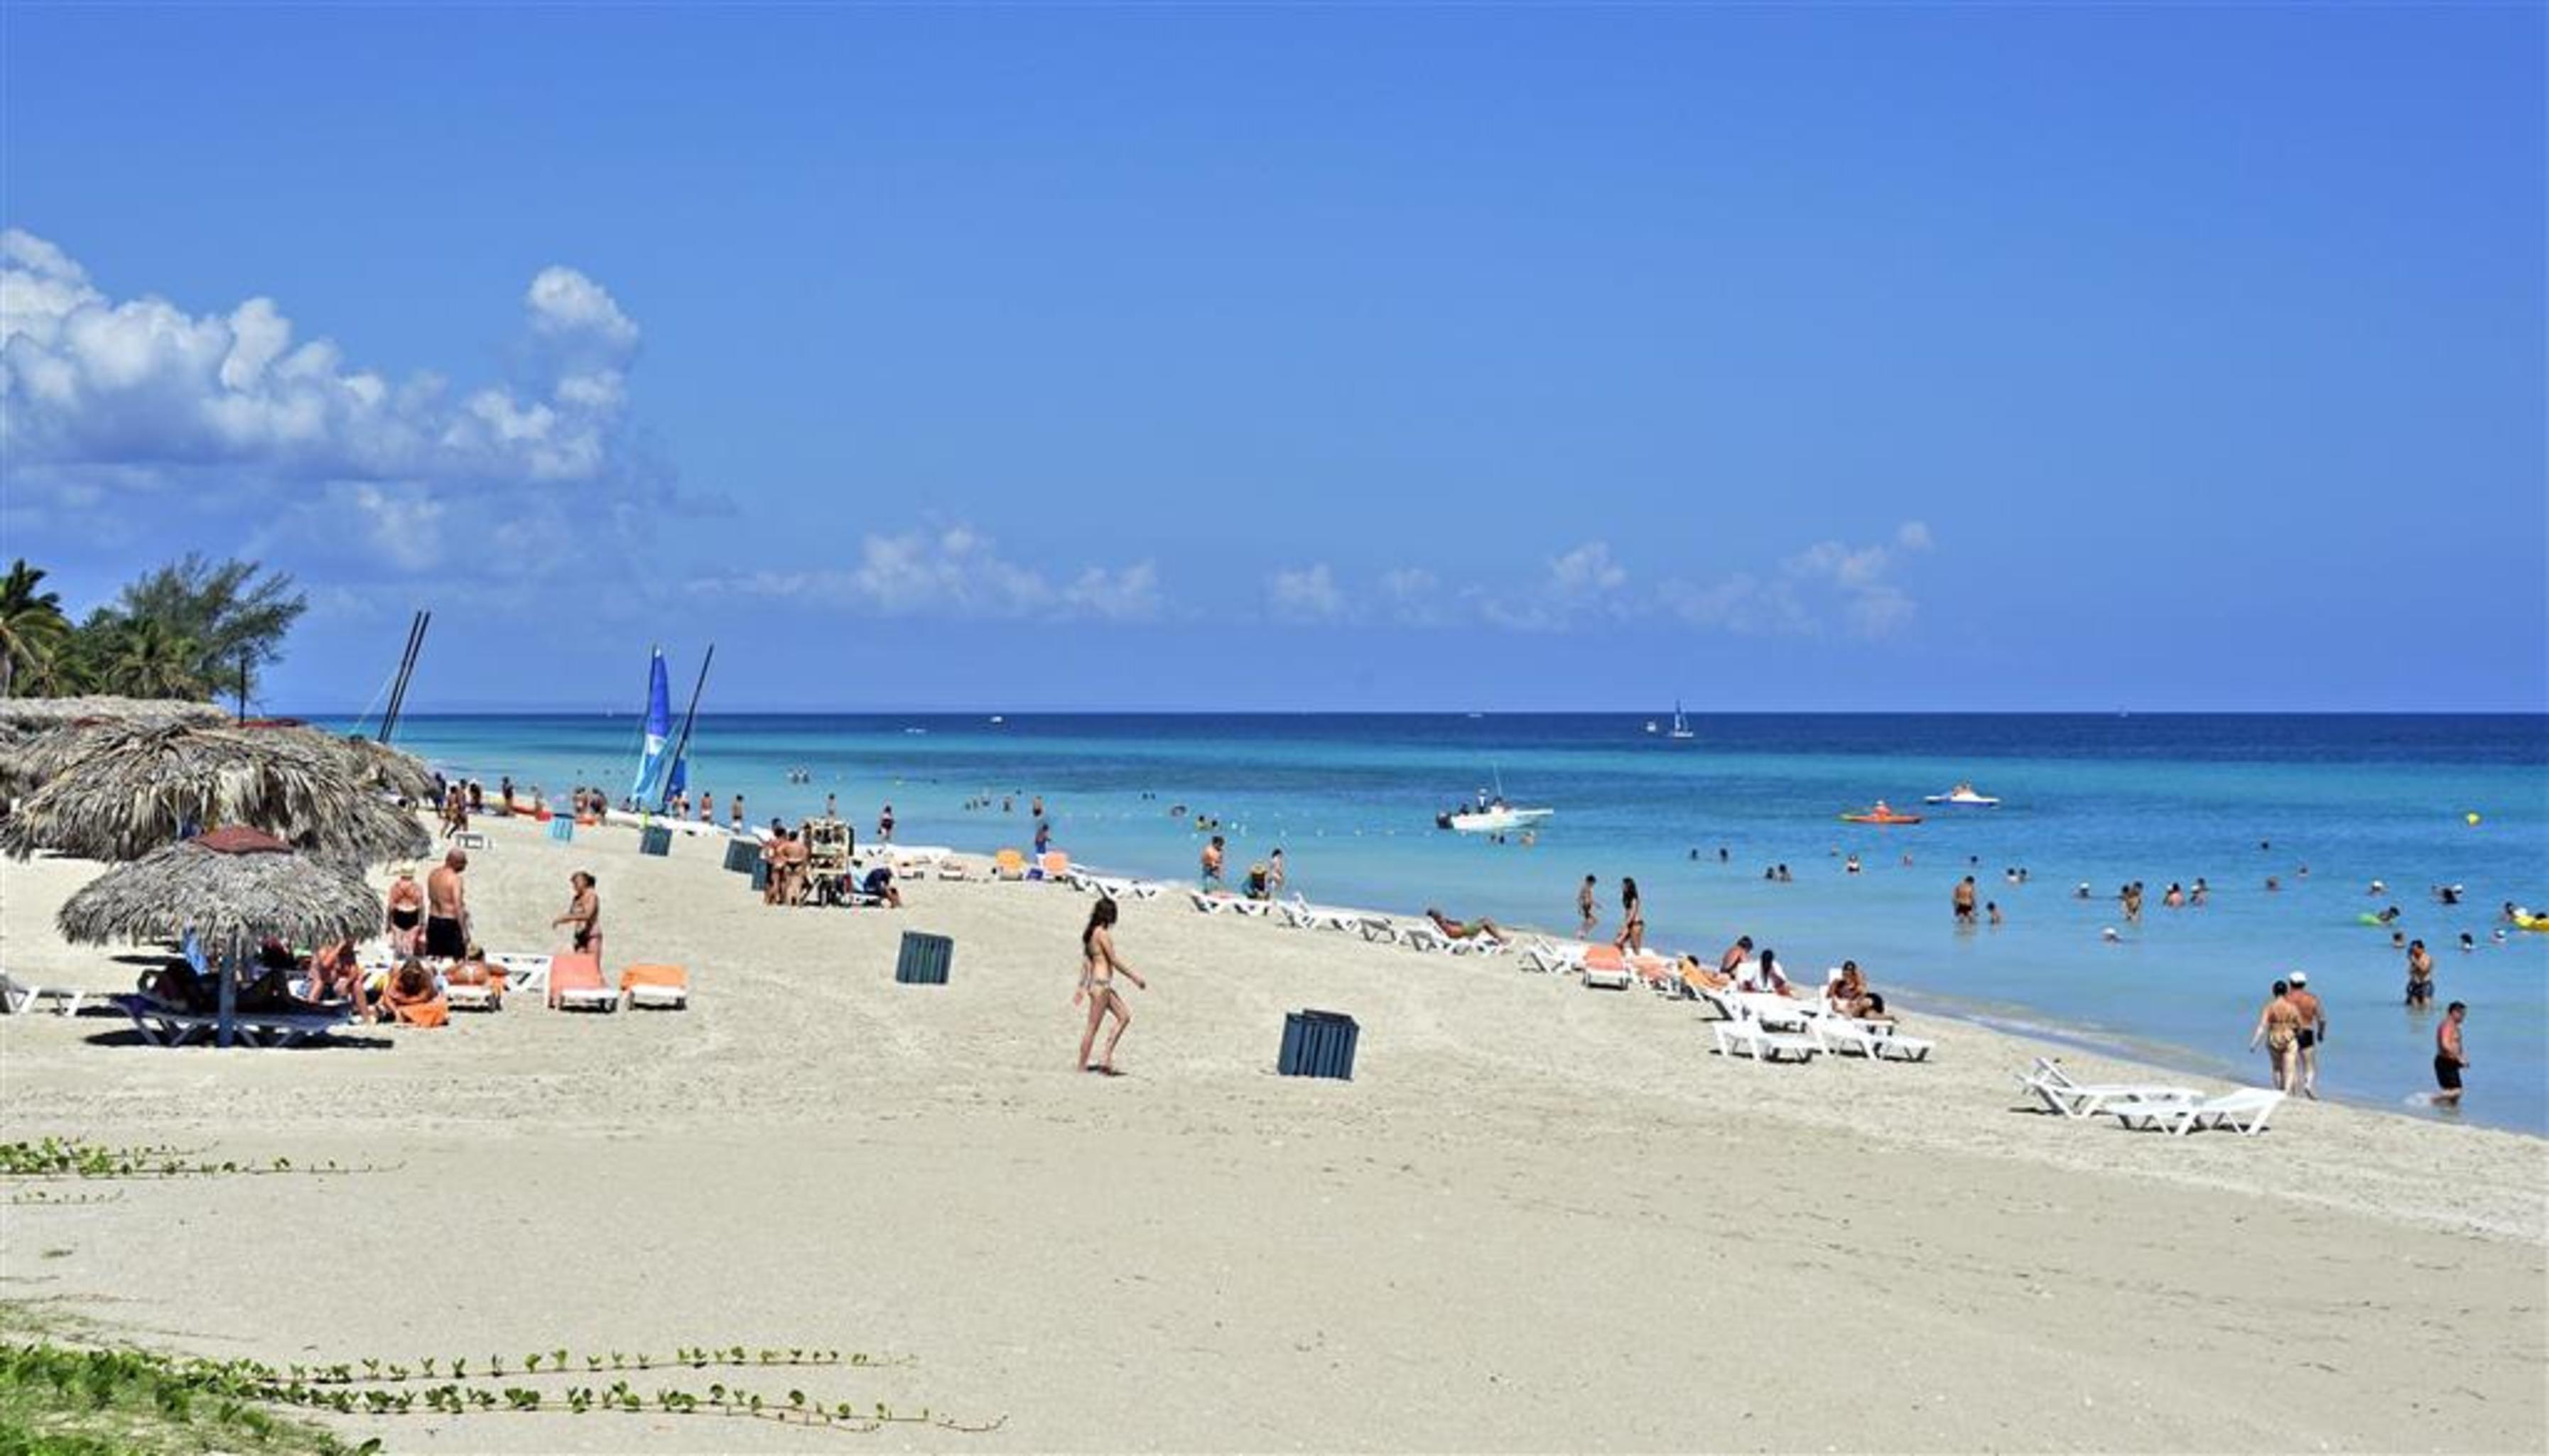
top-left (2286, 971), bottom-right (2325, 1099)
top-left (2434, 1001), bottom-right (2468, 1105)
top-left (424, 849), bottom-right (470, 960)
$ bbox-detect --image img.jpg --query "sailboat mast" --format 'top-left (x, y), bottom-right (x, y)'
top-left (659, 645), bottom-right (715, 814)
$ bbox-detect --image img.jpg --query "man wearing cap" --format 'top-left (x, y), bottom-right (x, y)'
top-left (2287, 972), bottom-right (2327, 1100)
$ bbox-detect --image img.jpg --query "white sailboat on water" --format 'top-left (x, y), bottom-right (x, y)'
top-left (1667, 700), bottom-right (1695, 740)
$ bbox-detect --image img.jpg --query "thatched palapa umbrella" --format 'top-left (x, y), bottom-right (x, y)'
top-left (58, 826), bottom-right (382, 1046)
top-left (330, 732), bottom-right (440, 803)
top-left (0, 722), bottom-right (429, 865)
top-left (0, 696), bottom-right (230, 796)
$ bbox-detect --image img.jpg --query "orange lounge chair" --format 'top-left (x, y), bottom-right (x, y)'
top-left (619, 963), bottom-right (689, 1010)
top-left (1580, 944), bottom-right (1635, 992)
top-left (992, 849), bottom-right (1027, 880)
top-left (548, 952), bottom-right (617, 1012)
top-left (1036, 851), bottom-right (1069, 881)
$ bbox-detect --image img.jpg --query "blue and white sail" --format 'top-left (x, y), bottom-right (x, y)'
top-left (629, 648), bottom-right (673, 804)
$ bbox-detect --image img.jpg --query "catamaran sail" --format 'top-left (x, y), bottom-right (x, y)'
top-left (629, 648), bottom-right (673, 804)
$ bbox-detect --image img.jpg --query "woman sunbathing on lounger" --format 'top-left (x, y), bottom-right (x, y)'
top-left (1424, 908), bottom-right (1510, 942)
top-left (1829, 960), bottom-right (1892, 1022)
top-left (446, 943), bottom-right (499, 989)
top-left (1677, 953), bottom-right (1732, 992)
top-left (1076, 898), bottom-right (1147, 1075)
top-left (377, 957), bottom-right (447, 1027)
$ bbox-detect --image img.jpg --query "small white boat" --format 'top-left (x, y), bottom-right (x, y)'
top-left (1643, 720), bottom-right (1660, 734)
top-left (1922, 782), bottom-right (2001, 808)
top-left (988, 715), bottom-right (1005, 725)
top-left (1445, 805), bottom-right (1554, 834)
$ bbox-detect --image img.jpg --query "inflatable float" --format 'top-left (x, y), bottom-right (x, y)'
top-left (1840, 801), bottom-right (1922, 825)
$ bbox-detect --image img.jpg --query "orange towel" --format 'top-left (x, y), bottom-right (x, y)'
top-left (619, 963), bottom-right (687, 993)
top-left (1582, 945), bottom-right (1627, 972)
top-left (389, 996), bottom-right (449, 1028)
top-left (548, 952), bottom-right (605, 1008)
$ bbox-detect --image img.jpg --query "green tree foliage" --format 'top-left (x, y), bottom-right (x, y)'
top-left (2, 556), bottom-right (303, 703)
top-left (112, 555), bottom-right (307, 700)
top-left (0, 560), bottom-right (75, 699)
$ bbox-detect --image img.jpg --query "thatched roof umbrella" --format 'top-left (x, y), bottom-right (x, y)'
top-left (328, 732), bottom-right (439, 803)
top-left (58, 826), bottom-right (381, 1046)
top-left (0, 697), bottom-right (230, 797)
top-left (0, 721), bottom-right (428, 865)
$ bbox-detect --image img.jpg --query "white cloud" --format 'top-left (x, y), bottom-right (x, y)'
top-left (1380, 567), bottom-right (1444, 626)
top-left (691, 526), bottom-right (1162, 624)
top-left (1267, 563), bottom-right (1349, 624)
top-left (1475, 541), bottom-right (1632, 631)
top-left (1776, 521), bottom-right (1934, 637)
top-left (0, 228), bottom-right (637, 487)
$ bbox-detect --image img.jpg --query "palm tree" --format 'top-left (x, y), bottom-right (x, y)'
top-left (0, 560), bottom-right (73, 698)
top-left (92, 616), bottom-right (207, 700)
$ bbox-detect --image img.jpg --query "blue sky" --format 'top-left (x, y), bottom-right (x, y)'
top-left (4, 3), bottom-right (2541, 713)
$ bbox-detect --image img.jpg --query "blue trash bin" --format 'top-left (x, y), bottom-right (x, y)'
top-left (1278, 1009), bottom-right (1359, 1080)
top-left (640, 825), bottom-right (673, 857)
top-left (895, 931), bottom-right (954, 985)
top-left (723, 838), bottom-right (759, 874)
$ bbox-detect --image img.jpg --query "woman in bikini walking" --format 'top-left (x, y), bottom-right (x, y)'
top-left (1075, 898), bottom-right (1147, 1075)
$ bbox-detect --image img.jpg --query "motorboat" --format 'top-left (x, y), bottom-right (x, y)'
top-left (1436, 771), bottom-right (1552, 834)
top-left (1443, 804), bottom-right (1555, 834)
top-left (1922, 782), bottom-right (2000, 808)
top-left (1643, 719), bottom-right (1659, 734)
top-left (1839, 800), bottom-right (1922, 825)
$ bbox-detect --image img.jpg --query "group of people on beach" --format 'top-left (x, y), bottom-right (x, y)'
top-left (1575, 874), bottom-right (1647, 949)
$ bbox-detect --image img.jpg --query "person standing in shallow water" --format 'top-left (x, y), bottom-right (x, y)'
top-left (1952, 876), bottom-right (1976, 924)
top-left (2248, 979), bottom-right (2302, 1092)
top-left (1577, 875), bottom-right (1599, 937)
top-left (2433, 1001), bottom-right (2469, 1106)
top-left (2404, 940), bottom-right (2435, 1006)
top-left (1076, 898), bottom-right (1147, 1075)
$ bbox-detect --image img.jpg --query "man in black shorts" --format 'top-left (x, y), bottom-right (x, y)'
top-left (424, 849), bottom-right (470, 959)
top-left (2434, 1001), bottom-right (2468, 1106)
top-left (2287, 971), bottom-right (2326, 1100)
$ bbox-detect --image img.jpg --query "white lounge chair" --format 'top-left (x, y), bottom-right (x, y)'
top-left (489, 952), bottom-right (553, 1001)
top-left (1353, 916), bottom-right (1402, 945)
top-left (2019, 1058), bottom-right (2202, 1119)
top-left (1189, 890), bottom-right (1243, 915)
top-left (1808, 1013), bottom-right (1936, 1062)
top-left (1397, 921), bottom-right (1449, 952)
top-left (443, 978), bottom-right (502, 1012)
top-left (1, 972), bottom-right (85, 1016)
top-left (1280, 896), bottom-right (1360, 933)
top-left (1712, 1018), bottom-right (1818, 1063)
top-left (1578, 946), bottom-right (1635, 990)
top-left (1728, 991), bottom-right (1815, 1033)
top-left (2110, 1088), bottom-right (2285, 1136)
top-left (1519, 940), bottom-right (1586, 974)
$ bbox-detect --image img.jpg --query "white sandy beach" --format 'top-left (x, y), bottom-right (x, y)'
top-left (3, 809), bottom-right (2543, 1452)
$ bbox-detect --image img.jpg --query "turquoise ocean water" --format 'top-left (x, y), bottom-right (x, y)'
top-left (335, 712), bottom-right (2549, 1135)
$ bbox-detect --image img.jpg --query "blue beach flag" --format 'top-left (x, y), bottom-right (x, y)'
top-left (629, 648), bottom-right (673, 803)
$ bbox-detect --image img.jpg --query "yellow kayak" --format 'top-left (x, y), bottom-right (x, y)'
top-left (2515, 914), bottom-right (2549, 933)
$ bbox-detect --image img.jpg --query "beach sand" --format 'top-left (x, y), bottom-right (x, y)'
top-left (4, 810), bottom-right (2543, 1452)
